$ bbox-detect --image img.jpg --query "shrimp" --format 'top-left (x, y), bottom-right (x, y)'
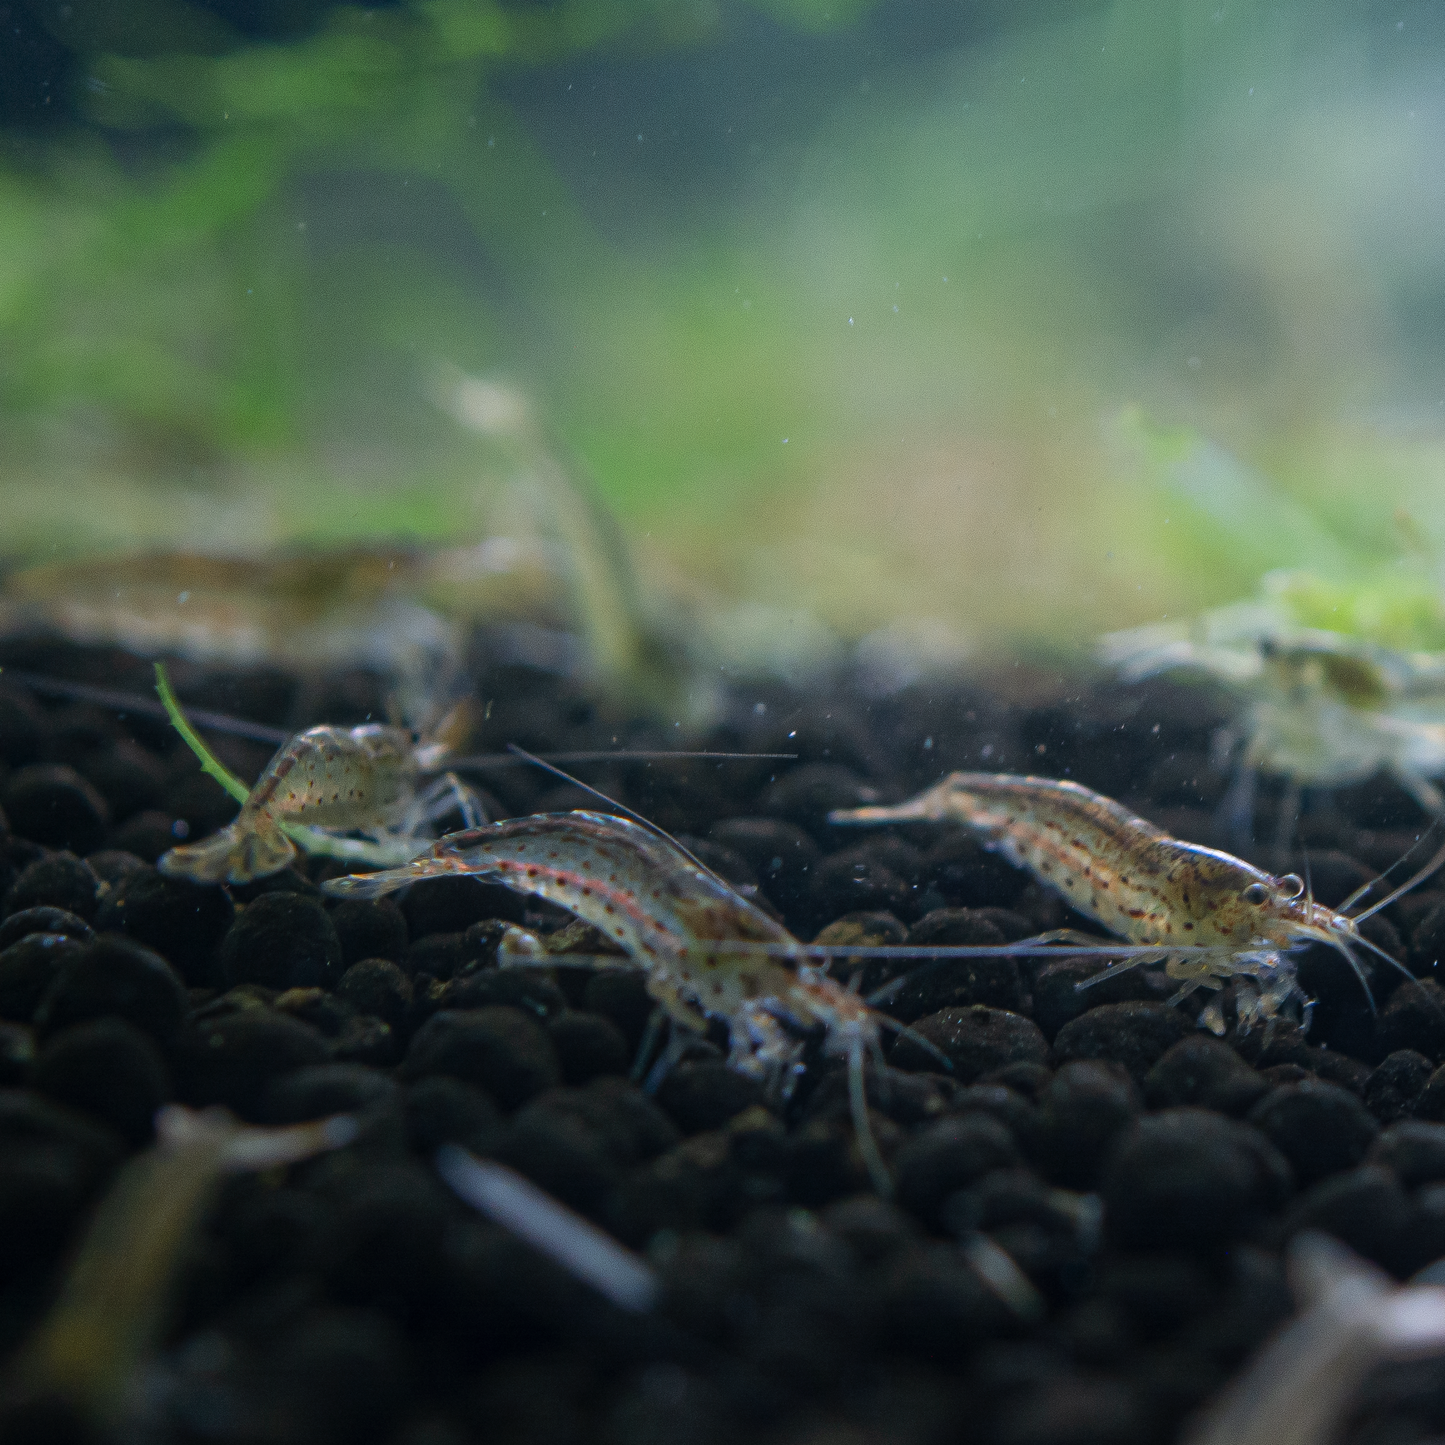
top-left (1100, 575), bottom-right (1445, 843)
top-left (323, 810), bottom-right (900, 1194)
top-left (830, 772), bottom-right (1440, 1035)
top-left (154, 663), bottom-right (483, 885)
top-left (2, 1106), bottom-right (356, 1432)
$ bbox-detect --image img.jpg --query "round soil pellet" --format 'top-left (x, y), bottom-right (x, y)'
top-left (31, 1018), bottom-right (170, 1144)
top-left (94, 866), bottom-right (234, 986)
top-left (0, 934), bottom-right (86, 1023)
top-left (336, 959), bottom-right (413, 1029)
top-left (1052, 1002), bottom-right (1193, 1083)
top-left (35, 936), bottom-right (188, 1043)
top-left (890, 1005), bottom-right (1048, 1082)
top-left (173, 1010), bottom-right (330, 1117)
top-left (1143, 1037), bottom-right (1269, 1117)
top-left (892, 1114), bottom-right (1021, 1225)
top-left (546, 1010), bottom-right (631, 1086)
top-left (330, 897), bottom-right (408, 968)
top-left (404, 1075), bottom-right (504, 1155)
top-left (0, 906), bottom-right (93, 952)
top-left (1247, 1080), bottom-right (1380, 1187)
top-left (401, 1006), bottom-right (560, 1109)
top-left (1364, 1049), bottom-right (1433, 1123)
top-left (4, 852), bottom-right (100, 921)
top-left (2, 766), bottom-right (110, 854)
top-left (657, 1060), bottom-right (765, 1134)
top-left (1102, 1108), bottom-right (1293, 1249)
top-left (218, 892), bottom-right (343, 992)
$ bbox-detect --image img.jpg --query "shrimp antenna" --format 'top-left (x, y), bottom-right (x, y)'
top-left (870, 1011), bottom-right (954, 1071)
top-left (1350, 835), bottom-right (1445, 923)
top-left (1330, 936), bottom-right (1379, 1016)
top-left (1337, 816), bottom-right (1445, 916)
top-left (13, 667), bottom-right (290, 746)
top-left (846, 1035), bottom-right (892, 1198)
top-left (503, 743), bottom-right (728, 887)
top-left (1343, 929), bottom-right (1421, 991)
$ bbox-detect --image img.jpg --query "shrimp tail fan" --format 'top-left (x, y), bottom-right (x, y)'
top-left (159, 820), bottom-right (296, 885)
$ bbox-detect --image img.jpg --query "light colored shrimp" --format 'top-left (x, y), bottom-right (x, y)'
top-left (1100, 573), bottom-right (1445, 831)
top-left (323, 809), bottom-right (897, 1193)
top-left (830, 772), bottom-right (1434, 1034)
top-left (154, 664), bottom-right (483, 884)
top-left (2, 1106), bottom-right (356, 1431)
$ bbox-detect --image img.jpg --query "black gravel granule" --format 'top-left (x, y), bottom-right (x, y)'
top-left (401, 1006), bottom-right (561, 1107)
top-left (217, 891), bottom-right (343, 992)
top-left (30, 1017), bottom-right (170, 1145)
top-left (890, 1004), bottom-right (1049, 1080)
top-left (336, 958), bottom-right (413, 1028)
top-left (4, 851), bottom-right (100, 920)
top-left (35, 935), bottom-right (188, 1043)
top-left (1247, 1080), bottom-right (1380, 1186)
top-left (1, 766), bottom-right (110, 854)
top-left (329, 897), bottom-right (409, 968)
top-left (93, 866), bottom-right (234, 986)
top-left (0, 906), bottom-right (94, 951)
top-left (1101, 1108), bottom-right (1293, 1249)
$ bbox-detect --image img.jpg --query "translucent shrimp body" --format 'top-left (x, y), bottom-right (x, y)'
top-left (160, 723), bottom-right (425, 884)
top-left (325, 810), bottom-right (873, 1073)
top-left (831, 772), bottom-right (1400, 1029)
top-left (324, 811), bottom-right (890, 1187)
top-left (153, 661), bottom-right (481, 886)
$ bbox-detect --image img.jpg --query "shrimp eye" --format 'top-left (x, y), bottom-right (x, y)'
top-left (1277, 873), bottom-right (1304, 901)
top-left (1241, 882), bottom-right (1270, 905)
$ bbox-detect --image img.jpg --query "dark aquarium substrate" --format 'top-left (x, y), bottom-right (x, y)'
top-left (2, 640), bottom-right (1445, 1445)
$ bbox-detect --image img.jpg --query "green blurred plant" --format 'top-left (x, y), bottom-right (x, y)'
top-left (0, 0), bottom-right (875, 477)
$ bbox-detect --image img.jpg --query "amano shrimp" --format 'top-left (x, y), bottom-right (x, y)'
top-left (154, 664), bottom-right (482, 885)
top-left (322, 810), bottom-right (899, 1193)
top-left (830, 772), bottom-right (1436, 1034)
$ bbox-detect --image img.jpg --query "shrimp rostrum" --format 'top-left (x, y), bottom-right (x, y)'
top-left (831, 772), bottom-right (1438, 1035)
top-left (323, 809), bottom-right (903, 1194)
top-left (154, 664), bottom-right (484, 885)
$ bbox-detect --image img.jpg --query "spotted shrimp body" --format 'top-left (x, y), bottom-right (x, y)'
top-left (323, 810), bottom-right (891, 1188)
top-left (831, 772), bottom-right (1413, 1032)
top-left (159, 722), bottom-right (475, 885)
